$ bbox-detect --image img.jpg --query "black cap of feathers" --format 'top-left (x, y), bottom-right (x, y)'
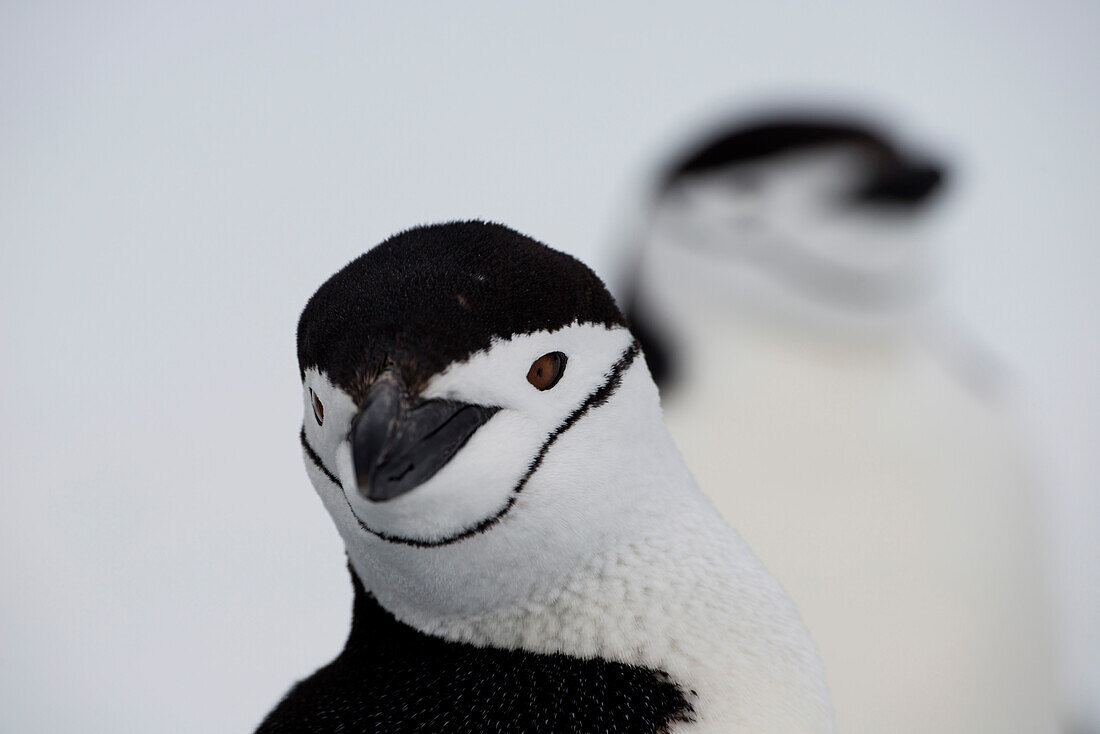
top-left (297, 221), bottom-right (625, 401)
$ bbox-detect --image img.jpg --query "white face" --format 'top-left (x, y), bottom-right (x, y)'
top-left (640, 144), bottom-right (935, 318)
top-left (300, 322), bottom-right (653, 618)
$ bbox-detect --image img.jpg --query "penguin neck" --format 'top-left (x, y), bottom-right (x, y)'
top-left (400, 432), bottom-right (833, 731)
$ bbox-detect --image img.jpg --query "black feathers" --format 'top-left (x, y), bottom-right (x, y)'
top-left (255, 568), bottom-right (694, 734)
top-left (297, 221), bottom-right (626, 401)
top-left (661, 115), bottom-right (946, 207)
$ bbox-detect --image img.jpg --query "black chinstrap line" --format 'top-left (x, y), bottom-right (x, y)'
top-left (300, 427), bottom-right (342, 486)
top-left (299, 341), bottom-right (641, 548)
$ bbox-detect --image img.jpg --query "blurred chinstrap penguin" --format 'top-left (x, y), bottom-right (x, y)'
top-left (618, 113), bottom-right (1055, 734)
top-left (257, 221), bottom-right (835, 733)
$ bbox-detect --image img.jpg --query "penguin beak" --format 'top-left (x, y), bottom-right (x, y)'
top-left (854, 161), bottom-right (946, 206)
top-left (349, 371), bottom-right (498, 502)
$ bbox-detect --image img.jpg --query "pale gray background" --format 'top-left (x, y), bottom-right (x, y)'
top-left (2, 2), bottom-right (1097, 732)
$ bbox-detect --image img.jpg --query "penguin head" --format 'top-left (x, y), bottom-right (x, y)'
top-left (627, 114), bottom-right (948, 389)
top-left (652, 116), bottom-right (946, 257)
top-left (297, 222), bottom-right (656, 616)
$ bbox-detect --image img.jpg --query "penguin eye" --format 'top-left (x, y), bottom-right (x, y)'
top-left (526, 352), bottom-right (567, 391)
top-left (310, 388), bottom-right (324, 426)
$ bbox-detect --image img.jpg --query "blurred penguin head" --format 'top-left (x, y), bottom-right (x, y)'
top-left (624, 111), bottom-right (949, 387)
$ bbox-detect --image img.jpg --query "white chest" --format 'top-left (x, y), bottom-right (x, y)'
top-left (396, 508), bottom-right (835, 733)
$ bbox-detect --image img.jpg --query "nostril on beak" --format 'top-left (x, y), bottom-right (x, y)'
top-left (389, 461), bottom-right (416, 482)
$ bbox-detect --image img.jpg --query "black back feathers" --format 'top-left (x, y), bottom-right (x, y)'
top-left (255, 568), bottom-right (694, 734)
top-left (297, 221), bottom-right (625, 400)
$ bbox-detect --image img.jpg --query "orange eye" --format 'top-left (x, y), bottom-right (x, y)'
top-left (526, 352), bottom-right (567, 391)
top-left (310, 388), bottom-right (324, 426)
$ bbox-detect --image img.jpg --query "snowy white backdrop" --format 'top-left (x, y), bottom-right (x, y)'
top-left (2, 2), bottom-right (1097, 732)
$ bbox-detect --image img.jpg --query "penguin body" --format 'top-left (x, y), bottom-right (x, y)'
top-left (620, 114), bottom-right (1055, 734)
top-left (260, 222), bottom-right (835, 733)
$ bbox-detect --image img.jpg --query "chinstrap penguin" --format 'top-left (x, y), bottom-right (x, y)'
top-left (256, 221), bottom-right (835, 733)
top-left (616, 112), bottom-right (1056, 734)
